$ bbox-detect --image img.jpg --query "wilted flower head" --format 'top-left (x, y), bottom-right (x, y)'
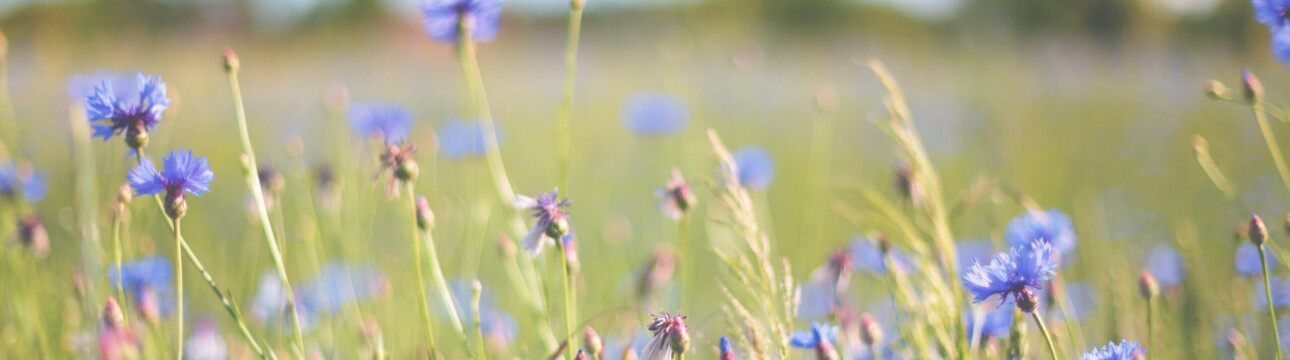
top-left (513, 188), bottom-right (571, 255)
top-left (655, 169), bottom-right (696, 220)
top-left (420, 0), bottom-right (504, 43)
top-left (1143, 245), bottom-right (1184, 289)
top-left (349, 102), bottom-right (411, 144)
top-left (1080, 340), bottom-right (1146, 360)
top-left (719, 336), bottom-right (736, 360)
top-left (849, 237), bottom-right (912, 275)
top-left (1005, 209), bottom-right (1077, 256)
top-left (378, 142), bottom-right (419, 195)
top-left (0, 161), bottom-right (46, 203)
top-left (622, 93), bottom-right (689, 136)
top-left (643, 312), bottom-right (690, 359)
top-left (127, 149), bottom-right (215, 220)
top-left (732, 147), bottom-right (774, 190)
top-left (1236, 243), bottom-right (1276, 277)
top-left (84, 72), bottom-right (170, 148)
top-left (183, 319), bottom-right (228, 360)
top-left (439, 120), bottom-right (500, 159)
top-left (788, 322), bottom-right (839, 360)
top-left (962, 240), bottom-right (1058, 309)
top-left (107, 256), bottom-right (176, 320)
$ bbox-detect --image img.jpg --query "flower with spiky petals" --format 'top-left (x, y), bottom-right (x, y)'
top-left (0, 161), bottom-right (46, 203)
top-left (84, 72), bottom-right (170, 149)
top-left (1255, 0), bottom-right (1290, 31)
top-left (622, 92), bottom-right (689, 136)
top-left (513, 188), bottom-right (571, 255)
top-left (1005, 209), bottom-right (1077, 256)
top-left (732, 147), bottom-right (774, 190)
top-left (420, 0), bottom-right (504, 43)
top-left (1237, 243), bottom-right (1277, 277)
top-left (128, 149), bottom-right (214, 220)
top-left (789, 322), bottom-right (839, 360)
top-left (719, 336), bottom-right (736, 360)
top-left (349, 102), bottom-right (412, 144)
top-left (1080, 340), bottom-right (1146, 360)
top-left (378, 143), bottom-right (419, 197)
top-left (656, 169), bottom-right (696, 220)
top-left (962, 240), bottom-right (1059, 310)
top-left (643, 312), bottom-right (689, 359)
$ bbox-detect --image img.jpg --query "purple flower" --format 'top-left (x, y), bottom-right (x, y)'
top-left (732, 147), bottom-right (774, 190)
top-left (349, 102), bottom-right (412, 144)
top-left (849, 237), bottom-right (912, 275)
top-left (962, 240), bottom-right (1059, 307)
top-left (1236, 243), bottom-right (1276, 277)
top-left (296, 263), bottom-right (389, 315)
top-left (128, 149), bottom-right (214, 219)
top-left (1254, 0), bottom-right (1290, 31)
top-left (719, 336), bottom-right (736, 360)
top-left (0, 162), bottom-right (46, 203)
top-left (420, 0), bottom-right (504, 43)
top-left (1080, 340), bottom-right (1145, 360)
top-left (788, 322), bottom-right (838, 358)
top-left (1275, 27), bottom-right (1290, 63)
top-left (643, 312), bottom-right (690, 359)
top-left (84, 72), bottom-right (170, 142)
top-left (438, 120), bottom-right (501, 159)
top-left (183, 319), bottom-right (228, 360)
top-left (107, 256), bottom-right (177, 318)
top-left (513, 188), bottom-right (571, 255)
top-left (622, 93), bottom-right (689, 136)
top-left (1006, 209), bottom-right (1077, 256)
top-left (655, 169), bottom-right (696, 220)
top-left (1143, 245), bottom-right (1185, 288)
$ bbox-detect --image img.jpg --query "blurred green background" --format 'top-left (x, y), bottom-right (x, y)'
top-left (1, 0), bottom-right (1288, 358)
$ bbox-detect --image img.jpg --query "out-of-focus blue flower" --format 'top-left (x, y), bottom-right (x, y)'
top-left (622, 93), bottom-right (689, 136)
top-left (445, 278), bottom-right (519, 347)
top-left (1044, 282), bottom-right (1098, 322)
top-left (183, 319), bottom-right (227, 360)
top-left (789, 322), bottom-right (838, 349)
top-left (1255, 0), bottom-right (1290, 31)
top-left (965, 304), bottom-right (1013, 340)
top-left (128, 149), bottom-right (215, 201)
top-left (1255, 275), bottom-right (1290, 309)
top-left (1080, 340), bottom-right (1145, 360)
top-left (1274, 28), bottom-right (1290, 63)
top-left (513, 188), bottom-right (571, 256)
top-left (84, 72), bottom-right (170, 141)
top-left (1237, 243), bottom-right (1277, 277)
top-left (250, 272), bottom-right (318, 332)
top-left (349, 102), bottom-right (412, 144)
top-left (420, 0), bottom-right (503, 43)
top-left (602, 333), bottom-right (650, 360)
top-left (719, 336), bottom-right (736, 360)
top-left (0, 162), bottom-right (46, 203)
top-left (1005, 209), bottom-right (1077, 256)
top-left (962, 240), bottom-right (1058, 306)
top-left (438, 120), bottom-right (501, 159)
top-left (955, 240), bottom-right (995, 275)
top-left (1143, 245), bottom-right (1185, 288)
top-left (108, 255), bottom-right (177, 317)
top-left (296, 263), bottom-right (388, 315)
top-left (732, 147), bottom-right (774, 190)
top-left (848, 237), bottom-right (912, 275)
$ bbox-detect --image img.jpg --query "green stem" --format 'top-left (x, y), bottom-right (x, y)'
top-left (679, 214), bottom-right (691, 310)
top-left (1261, 245), bottom-right (1285, 360)
top-left (1145, 297), bottom-right (1153, 360)
top-left (555, 0), bottom-right (586, 193)
top-left (225, 59), bottom-right (307, 355)
top-left (112, 202), bottom-right (128, 327)
top-left (425, 221), bottom-right (474, 357)
top-left (472, 281), bottom-right (487, 359)
top-left (1252, 102), bottom-right (1290, 199)
top-left (1031, 311), bottom-right (1060, 360)
top-left (409, 184), bottom-right (438, 357)
top-left (557, 240), bottom-right (577, 360)
top-left (174, 217), bottom-right (185, 359)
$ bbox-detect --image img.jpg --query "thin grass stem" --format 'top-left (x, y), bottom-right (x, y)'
top-left (1031, 311), bottom-right (1060, 360)
top-left (1260, 245), bottom-right (1285, 360)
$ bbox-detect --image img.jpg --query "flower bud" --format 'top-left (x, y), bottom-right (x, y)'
top-left (859, 313), bottom-right (883, 346)
top-left (18, 215), bottom-right (48, 257)
top-left (395, 157), bottom-right (418, 182)
top-left (1205, 80), bottom-right (1228, 100)
top-left (0, 30), bottom-right (7, 59)
top-left (138, 288), bottom-right (161, 325)
top-left (546, 217), bottom-right (571, 240)
top-left (1250, 214), bottom-right (1268, 246)
top-left (125, 124), bottom-right (149, 151)
top-left (574, 349), bottom-right (587, 360)
top-left (104, 298), bottom-right (126, 330)
top-left (223, 48), bottom-right (240, 73)
top-left (669, 323), bottom-right (690, 356)
top-left (1138, 271), bottom-right (1159, 300)
top-left (165, 193), bottom-right (188, 220)
top-left (719, 336), bottom-right (736, 360)
top-left (583, 327), bottom-right (603, 360)
top-left (117, 183), bottom-right (134, 205)
top-left (1243, 70), bottom-right (1263, 103)
top-left (1283, 213), bottom-right (1290, 237)
top-left (1016, 289), bottom-right (1039, 313)
top-left (416, 196), bottom-right (435, 231)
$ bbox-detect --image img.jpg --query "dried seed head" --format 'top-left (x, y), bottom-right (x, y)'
top-left (1250, 214), bottom-right (1268, 246)
top-left (1138, 271), bottom-right (1159, 300)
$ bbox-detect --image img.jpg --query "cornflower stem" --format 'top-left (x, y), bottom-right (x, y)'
top-left (1260, 245), bottom-right (1285, 360)
top-left (555, 0), bottom-right (586, 192)
top-left (472, 282), bottom-right (487, 359)
top-left (225, 57), bottom-right (307, 355)
top-left (679, 214), bottom-right (691, 310)
top-left (556, 240), bottom-right (578, 360)
top-left (172, 217), bottom-right (185, 358)
top-left (111, 202), bottom-right (128, 327)
top-left (1145, 297), bottom-right (1153, 360)
top-left (422, 217), bottom-right (474, 358)
top-left (1030, 311), bottom-right (1060, 360)
top-left (1252, 101), bottom-right (1290, 198)
top-left (408, 184), bottom-right (438, 357)
top-left (133, 152), bottom-right (267, 360)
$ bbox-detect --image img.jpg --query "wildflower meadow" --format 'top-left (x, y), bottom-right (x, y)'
top-left (4, 0), bottom-right (1290, 359)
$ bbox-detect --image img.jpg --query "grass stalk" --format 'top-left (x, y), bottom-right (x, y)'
top-left (555, 0), bottom-right (586, 192)
top-left (1260, 245), bottom-right (1285, 360)
top-left (409, 185), bottom-right (439, 357)
top-left (1031, 311), bottom-right (1060, 360)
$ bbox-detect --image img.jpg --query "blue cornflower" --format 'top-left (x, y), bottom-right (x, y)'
top-left (965, 304), bottom-right (1014, 340)
top-left (349, 102), bottom-right (412, 144)
top-left (962, 240), bottom-right (1059, 309)
top-left (622, 93), bottom-right (689, 136)
top-left (84, 72), bottom-right (170, 145)
top-left (0, 162), bottom-right (46, 203)
top-left (1236, 243), bottom-right (1276, 277)
top-left (1254, 275), bottom-right (1290, 309)
top-left (127, 149), bottom-right (214, 219)
top-left (513, 188), bottom-right (571, 255)
top-left (1005, 209), bottom-right (1077, 256)
top-left (788, 322), bottom-right (839, 357)
top-left (1274, 27), bottom-right (1290, 63)
top-left (107, 255), bottom-right (177, 318)
top-left (1080, 340), bottom-right (1145, 360)
top-left (955, 240), bottom-right (996, 275)
top-left (250, 272), bottom-right (319, 332)
top-left (438, 120), bottom-right (501, 159)
top-left (732, 147), bottom-right (774, 190)
top-left (420, 0), bottom-right (503, 43)
top-left (295, 263), bottom-right (388, 315)
top-left (1254, 0), bottom-right (1290, 31)
top-left (1143, 245), bottom-right (1185, 289)
top-left (848, 237), bottom-right (912, 275)
top-left (719, 336), bottom-right (735, 360)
